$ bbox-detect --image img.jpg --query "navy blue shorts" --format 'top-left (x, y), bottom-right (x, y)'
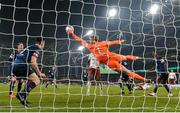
top-left (13, 64), bottom-right (34, 79)
top-left (156, 73), bottom-right (168, 84)
top-left (83, 76), bottom-right (88, 81)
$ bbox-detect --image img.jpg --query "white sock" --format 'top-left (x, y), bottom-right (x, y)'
top-left (87, 81), bottom-right (91, 95)
top-left (99, 83), bottom-right (103, 95)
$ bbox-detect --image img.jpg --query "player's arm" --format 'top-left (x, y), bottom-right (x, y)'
top-left (70, 33), bottom-right (89, 47)
top-left (66, 25), bottom-right (89, 47)
top-left (30, 54), bottom-right (45, 78)
top-left (106, 40), bottom-right (126, 46)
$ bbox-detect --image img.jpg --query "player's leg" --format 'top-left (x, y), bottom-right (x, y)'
top-left (17, 79), bottom-right (23, 93)
top-left (45, 81), bottom-right (49, 88)
top-left (86, 68), bottom-right (94, 95)
top-left (119, 75), bottom-right (126, 95)
top-left (95, 68), bottom-right (103, 95)
top-left (153, 76), bottom-right (162, 94)
top-left (8, 64), bottom-right (15, 97)
top-left (50, 79), bottom-right (53, 85)
top-left (127, 78), bottom-right (134, 94)
top-left (149, 75), bottom-right (161, 96)
top-left (119, 82), bottom-right (125, 95)
top-left (138, 83), bottom-right (144, 90)
top-left (82, 74), bottom-right (88, 87)
top-left (110, 53), bottom-right (141, 62)
top-left (107, 60), bottom-right (145, 81)
top-left (168, 78), bottom-right (175, 90)
top-left (162, 74), bottom-right (172, 96)
top-left (9, 76), bottom-right (16, 97)
top-left (19, 73), bottom-right (40, 105)
top-left (53, 79), bottom-right (58, 88)
top-left (123, 75), bottom-right (132, 94)
top-left (168, 79), bottom-right (172, 90)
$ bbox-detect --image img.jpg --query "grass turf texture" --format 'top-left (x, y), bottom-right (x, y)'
top-left (0, 83), bottom-right (180, 112)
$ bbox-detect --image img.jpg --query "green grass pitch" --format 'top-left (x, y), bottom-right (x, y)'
top-left (0, 83), bottom-right (180, 112)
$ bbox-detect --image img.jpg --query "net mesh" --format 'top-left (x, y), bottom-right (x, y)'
top-left (0, 0), bottom-right (180, 112)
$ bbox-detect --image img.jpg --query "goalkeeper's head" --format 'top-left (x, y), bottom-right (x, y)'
top-left (36, 37), bottom-right (45, 49)
top-left (89, 35), bottom-right (99, 43)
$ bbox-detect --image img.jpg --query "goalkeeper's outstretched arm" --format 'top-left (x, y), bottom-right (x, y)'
top-left (66, 25), bottom-right (89, 47)
top-left (71, 33), bottom-right (89, 47)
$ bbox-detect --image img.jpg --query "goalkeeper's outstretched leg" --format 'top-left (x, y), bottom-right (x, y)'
top-left (107, 60), bottom-right (146, 81)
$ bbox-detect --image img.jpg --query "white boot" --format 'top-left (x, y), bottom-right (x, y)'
top-left (148, 92), bottom-right (156, 96)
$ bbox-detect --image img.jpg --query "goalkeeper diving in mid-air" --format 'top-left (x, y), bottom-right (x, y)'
top-left (66, 25), bottom-right (150, 82)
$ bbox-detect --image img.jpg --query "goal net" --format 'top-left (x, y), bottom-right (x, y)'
top-left (0, 0), bottom-right (180, 112)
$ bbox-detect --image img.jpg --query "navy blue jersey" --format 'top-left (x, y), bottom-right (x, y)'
top-left (156, 58), bottom-right (167, 73)
top-left (13, 44), bottom-right (41, 77)
top-left (15, 44), bottom-right (41, 64)
top-left (48, 69), bottom-right (55, 79)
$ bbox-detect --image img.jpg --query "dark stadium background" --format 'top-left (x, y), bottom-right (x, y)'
top-left (0, 0), bottom-right (179, 82)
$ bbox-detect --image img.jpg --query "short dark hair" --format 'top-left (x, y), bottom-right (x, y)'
top-left (36, 37), bottom-right (44, 44)
top-left (90, 35), bottom-right (99, 41)
top-left (16, 42), bottom-right (23, 48)
top-left (17, 42), bottom-right (23, 45)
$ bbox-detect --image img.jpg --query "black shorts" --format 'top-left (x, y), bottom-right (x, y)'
top-left (121, 74), bottom-right (129, 82)
top-left (83, 76), bottom-right (88, 81)
top-left (13, 64), bottom-right (34, 79)
top-left (157, 73), bottom-right (168, 84)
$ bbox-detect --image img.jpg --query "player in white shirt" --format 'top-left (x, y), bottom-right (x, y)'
top-left (168, 70), bottom-right (176, 85)
top-left (86, 53), bottom-right (102, 95)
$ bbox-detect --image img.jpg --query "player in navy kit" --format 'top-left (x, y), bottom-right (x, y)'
top-left (81, 68), bottom-right (88, 87)
top-left (13, 37), bottom-right (46, 106)
top-left (119, 62), bottom-right (134, 95)
top-left (45, 66), bottom-right (57, 88)
top-left (149, 53), bottom-right (172, 97)
top-left (8, 42), bottom-right (24, 98)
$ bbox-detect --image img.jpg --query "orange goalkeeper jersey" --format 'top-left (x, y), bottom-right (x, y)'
top-left (71, 34), bottom-right (125, 63)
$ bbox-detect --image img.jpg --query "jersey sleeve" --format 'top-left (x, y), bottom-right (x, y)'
top-left (71, 33), bottom-right (88, 47)
top-left (32, 50), bottom-right (40, 58)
